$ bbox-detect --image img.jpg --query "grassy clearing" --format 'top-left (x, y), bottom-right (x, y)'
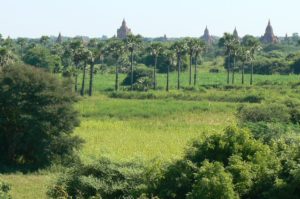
top-left (75, 96), bottom-right (236, 162)
top-left (0, 174), bottom-right (53, 199)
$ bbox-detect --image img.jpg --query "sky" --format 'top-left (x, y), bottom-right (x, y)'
top-left (0, 0), bottom-right (299, 38)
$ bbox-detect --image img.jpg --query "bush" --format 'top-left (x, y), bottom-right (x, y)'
top-left (0, 180), bottom-right (11, 199)
top-left (122, 66), bottom-right (153, 91)
top-left (149, 126), bottom-right (281, 199)
top-left (237, 103), bottom-right (290, 123)
top-left (0, 64), bottom-right (83, 168)
top-left (187, 161), bottom-right (238, 199)
top-left (209, 68), bottom-right (220, 73)
top-left (48, 158), bottom-right (146, 199)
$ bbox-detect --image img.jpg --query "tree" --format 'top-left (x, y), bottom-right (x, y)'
top-left (165, 49), bottom-right (176, 91)
top-left (16, 38), bottom-right (28, 59)
top-left (242, 35), bottom-right (261, 85)
top-left (171, 40), bottom-right (187, 90)
top-left (185, 38), bottom-right (196, 85)
top-left (40, 35), bottom-right (50, 46)
top-left (219, 33), bottom-right (240, 84)
top-left (81, 49), bottom-right (93, 96)
top-left (0, 47), bottom-right (16, 68)
top-left (23, 45), bottom-right (61, 71)
top-left (187, 161), bottom-right (239, 199)
top-left (237, 46), bottom-right (250, 84)
top-left (0, 64), bottom-right (82, 167)
top-left (69, 39), bottom-right (84, 92)
top-left (193, 40), bottom-right (206, 86)
top-left (106, 38), bottom-right (126, 91)
top-left (147, 42), bottom-right (164, 90)
top-left (87, 39), bottom-right (105, 96)
top-left (124, 34), bottom-right (143, 91)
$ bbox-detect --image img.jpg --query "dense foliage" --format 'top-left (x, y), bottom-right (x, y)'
top-left (0, 64), bottom-right (82, 168)
top-left (48, 125), bottom-right (300, 199)
top-left (48, 158), bottom-right (145, 199)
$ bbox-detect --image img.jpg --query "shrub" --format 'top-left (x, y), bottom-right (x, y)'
top-left (237, 103), bottom-right (290, 123)
top-left (209, 68), bottom-right (220, 73)
top-left (122, 66), bottom-right (153, 91)
top-left (150, 126), bottom-right (281, 199)
top-left (0, 64), bottom-right (83, 168)
top-left (0, 180), bottom-right (11, 199)
top-left (187, 161), bottom-right (238, 199)
top-left (48, 158), bottom-right (145, 199)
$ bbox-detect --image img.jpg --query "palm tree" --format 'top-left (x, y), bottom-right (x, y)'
top-left (237, 46), bottom-right (249, 84)
top-left (87, 39), bottom-right (97, 97)
top-left (219, 33), bottom-right (240, 84)
top-left (70, 39), bottom-right (84, 92)
top-left (0, 47), bottom-right (15, 68)
top-left (106, 38), bottom-right (126, 91)
top-left (171, 40), bottom-right (187, 90)
top-left (231, 43), bottom-right (240, 84)
top-left (185, 38), bottom-right (196, 85)
top-left (16, 38), bottom-right (27, 59)
top-left (79, 48), bottom-right (93, 96)
top-left (242, 35), bottom-right (261, 85)
top-left (165, 49), bottom-right (176, 91)
top-left (193, 40), bottom-right (206, 86)
top-left (124, 34), bottom-right (142, 91)
top-left (148, 42), bottom-right (164, 90)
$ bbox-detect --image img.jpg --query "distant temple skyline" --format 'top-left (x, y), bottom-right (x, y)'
top-left (114, 19), bottom-right (279, 44)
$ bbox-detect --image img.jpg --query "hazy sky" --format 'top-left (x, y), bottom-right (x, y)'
top-left (0, 0), bottom-right (299, 38)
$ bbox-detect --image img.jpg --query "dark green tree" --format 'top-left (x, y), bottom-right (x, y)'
top-left (0, 64), bottom-right (82, 168)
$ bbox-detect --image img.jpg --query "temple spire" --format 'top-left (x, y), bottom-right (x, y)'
top-left (56, 32), bottom-right (62, 44)
top-left (261, 20), bottom-right (278, 43)
top-left (117, 19), bottom-right (132, 39)
top-left (201, 26), bottom-right (212, 45)
top-left (233, 27), bottom-right (239, 39)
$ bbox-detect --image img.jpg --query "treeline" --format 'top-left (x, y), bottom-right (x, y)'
top-left (1, 33), bottom-right (300, 94)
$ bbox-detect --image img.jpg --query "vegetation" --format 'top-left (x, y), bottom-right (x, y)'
top-left (1, 31), bottom-right (300, 198)
top-left (0, 64), bottom-right (82, 168)
top-left (0, 180), bottom-right (11, 199)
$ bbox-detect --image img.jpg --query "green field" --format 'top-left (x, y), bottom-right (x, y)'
top-left (1, 71), bottom-right (300, 199)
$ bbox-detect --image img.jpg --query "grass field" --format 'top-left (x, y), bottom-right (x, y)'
top-left (1, 70), bottom-right (300, 199)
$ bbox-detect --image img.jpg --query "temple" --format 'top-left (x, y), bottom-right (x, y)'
top-left (117, 19), bottom-right (132, 39)
top-left (201, 26), bottom-right (212, 45)
top-left (233, 27), bottom-right (239, 39)
top-left (56, 32), bottom-right (62, 44)
top-left (261, 20), bottom-right (278, 44)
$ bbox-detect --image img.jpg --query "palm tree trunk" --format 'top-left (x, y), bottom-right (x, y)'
top-left (115, 64), bottom-right (119, 91)
top-left (194, 56), bottom-right (198, 86)
top-left (250, 62), bottom-right (253, 85)
top-left (88, 62), bottom-right (94, 96)
top-left (232, 57), bottom-right (235, 84)
top-left (154, 55), bottom-right (157, 90)
top-left (75, 64), bottom-right (79, 92)
top-left (130, 51), bottom-right (134, 91)
top-left (242, 63), bottom-right (244, 85)
top-left (227, 56), bottom-right (230, 84)
top-left (80, 62), bottom-right (87, 96)
top-left (166, 64), bottom-right (170, 92)
top-left (177, 55), bottom-right (181, 90)
top-left (189, 54), bottom-right (192, 85)
top-left (75, 74), bottom-right (78, 92)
